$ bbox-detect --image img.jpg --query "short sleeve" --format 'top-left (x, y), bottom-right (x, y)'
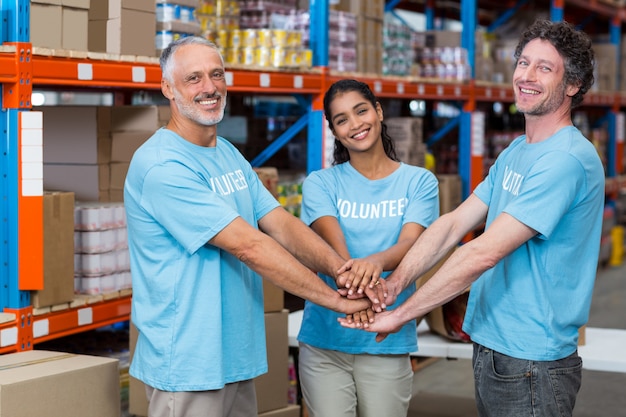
top-left (142, 161), bottom-right (239, 254)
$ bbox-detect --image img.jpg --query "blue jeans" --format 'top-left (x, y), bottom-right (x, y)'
top-left (472, 343), bottom-right (582, 417)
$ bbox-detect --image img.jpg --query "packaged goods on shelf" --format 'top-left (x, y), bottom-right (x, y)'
top-left (254, 166), bottom-right (280, 198)
top-left (385, 117), bottom-right (425, 167)
top-left (277, 174), bottom-right (304, 217)
top-left (382, 16), bottom-right (414, 76)
top-left (74, 201), bottom-right (131, 295)
top-left (207, 7), bottom-right (312, 69)
top-left (155, 1), bottom-right (203, 53)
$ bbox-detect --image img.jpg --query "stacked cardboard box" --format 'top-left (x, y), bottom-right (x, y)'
top-left (88, 0), bottom-right (156, 56)
top-left (385, 117), bottom-right (426, 167)
top-left (42, 105), bottom-right (168, 202)
top-left (592, 43), bottom-right (618, 92)
top-left (31, 0), bottom-right (90, 51)
top-left (332, 0), bottom-right (384, 74)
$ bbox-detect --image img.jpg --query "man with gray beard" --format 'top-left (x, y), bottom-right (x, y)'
top-left (124, 37), bottom-right (373, 417)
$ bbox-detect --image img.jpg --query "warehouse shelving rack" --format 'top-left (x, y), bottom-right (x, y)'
top-left (1, 0), bottom-right (626, 354)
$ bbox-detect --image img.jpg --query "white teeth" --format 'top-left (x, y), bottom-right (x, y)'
top-left (352, 130), bottom-right (368, 139)
top-left (199, 99), bottom-right (218, 105)
top-left (520, 88), bottom-right (539, 95)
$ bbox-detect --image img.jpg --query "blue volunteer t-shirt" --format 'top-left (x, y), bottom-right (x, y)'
top-left (465, 126), bottom-right (605, 361)
top-left (298, 162), bottom-right (439, 354)
top-left (125, 128), bottom-right (280, 391)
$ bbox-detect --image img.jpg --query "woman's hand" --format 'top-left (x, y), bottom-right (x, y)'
top-left (336, 258), bottom-right (384, 296)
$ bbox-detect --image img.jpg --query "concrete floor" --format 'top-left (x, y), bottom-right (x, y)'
top-left (408, 261), bottom-right (626, 417)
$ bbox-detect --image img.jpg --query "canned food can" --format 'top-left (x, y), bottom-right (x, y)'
top-left (258, 29), bottom-right (273, 48)
top-left (271, 46), bottom-right (287, 68)
top-left (225, 48), bottom-right (240, 65)
top-left (242, 29), bottom-right (257, 48)
top-left (242, 47), bottom-right (256, 65)
top-left (302, 49), bottom-right (313, 67)
top-left (286, 48), bottom-right (300, 67)
top-left (229, 30), bottom-right (242, 48)
top-left (155, 31), bottom-right (174, 50)
top-left (217, 30), bottom-right (229, 48)
top-left (256, 47), bottom-right (271, 67)
top-left (179, 6), bottom-right (194, 23)
top-left (156, 3), bottom-right (179, 22)
top-left (287, 31), bottom-right (302, 47)
top-left (271, 30), bottom-right (288, 47)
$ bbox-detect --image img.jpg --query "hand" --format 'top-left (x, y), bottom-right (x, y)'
top-left (343, 308), bottom-right (375, 329)
top-left (338, 309), bottom-right (404, 342)
top-left (336, 258), bottom-right (384, 296)
top-left (362, 279), bottom-right (388, 312)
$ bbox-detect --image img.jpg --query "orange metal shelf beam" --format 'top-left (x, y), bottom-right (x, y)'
top-left (0, 295), bottom-right (131, 355)
top-left (30, 54), bottom-right (162, 89)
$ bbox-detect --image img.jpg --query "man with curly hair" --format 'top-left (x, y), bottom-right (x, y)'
top-left (340, 19), bottom-right (604, 417)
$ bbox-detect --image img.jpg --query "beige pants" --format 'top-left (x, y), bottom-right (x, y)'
top-left (298, 343), bottom-right (414, 417)
top-left (144, 379), bottom-right (257, 417)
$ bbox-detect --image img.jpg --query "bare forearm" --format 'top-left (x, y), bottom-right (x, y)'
top-left (390, 242), bottom-right (486, 324)
top-left (270, 213), bottom-right (346, 277)
top-left (241, 233), bottom-right (362, 313)
top-left (387, 212), bottom-right (463, 293)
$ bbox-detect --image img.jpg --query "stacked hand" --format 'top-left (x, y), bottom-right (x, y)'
top-left (334, 258), bottom-right (401, 337)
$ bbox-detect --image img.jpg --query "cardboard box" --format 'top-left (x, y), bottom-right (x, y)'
top-left (44, 163), bottom-right (110, 201)
top-left (32, 0), bottom-right (62, 5)
top-left (30, 4), bottom-right (63, 49)
top-left (263, 279), bottom-right (285, 313)
top-left (62, 6), bottom-right (89, 51)
top-left (88, 0), bottom-right (121, 19)
top-left (42, 106), bottom-right (107, 164)
top-left (128, 322), bottom-right (147, 417)
top-left (259, 404), bottom-right (301, 417)
top-left (88, 0), bottom-right (153, 19)
top-left (88, 7), bottom-right (156, 56)
top-left (110, 131), bottom-right (151, 162)
top-left (109, 162), bottom-right (130, 190)
top-left (130, 310), bottom-right (290, 416)
top-left (62, 0), bottom-right (89, 8)
top-left (31, 191), bottom-right (76, 308)
top-left (255, 310), bottom-right (289, 413)
top-left (97, 106), bottom-right (163, 133)
top-left (254, 167), bottom-right (280, 198)
top-left (0, 350), bottom-right (120, 417)
top-left (437, 174), bottom-right (462, 215)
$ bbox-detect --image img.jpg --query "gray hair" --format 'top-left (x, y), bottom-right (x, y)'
top-left (159, 37), bottom-right (224, 82)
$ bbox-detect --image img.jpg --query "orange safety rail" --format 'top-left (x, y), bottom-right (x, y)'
top-left (31, 295), bottom-right (131, 346)
top-left (584, 91), bottom-right (619, 107)
top-left (225, 68), bottom-right (322, 94)
top-left (473, 82), bottom-right (515, 103)
top-left (30, 54), bottom-right (162, 90)
top-left (328, 74), bottom-right (472, 100)
top-left (0, 295), bottom-right (131, 354)
top-left (565, 0), bottom-right (626, 20)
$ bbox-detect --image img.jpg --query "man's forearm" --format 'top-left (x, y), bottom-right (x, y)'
top-left (386, 213), bottom-right (462, 293)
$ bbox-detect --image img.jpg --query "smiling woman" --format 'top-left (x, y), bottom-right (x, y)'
top-left (296, 79), bottom-right (440, 417)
